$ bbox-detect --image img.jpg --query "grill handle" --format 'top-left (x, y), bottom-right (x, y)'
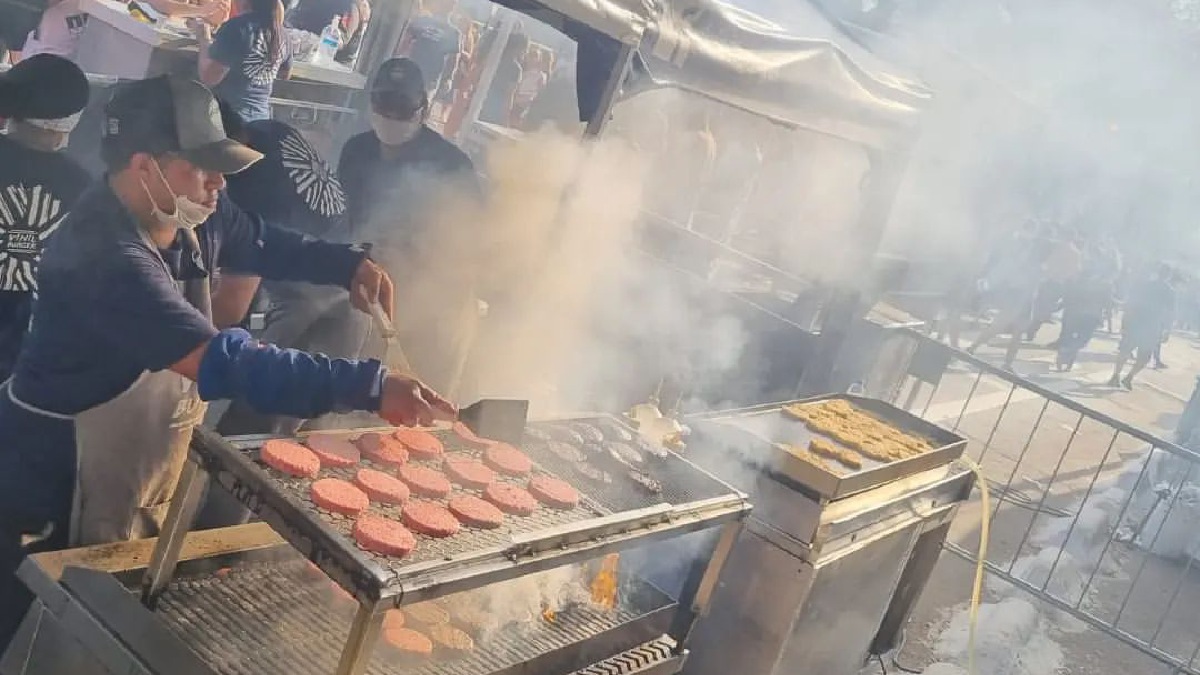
top-left (508, 504), bottom-right (675, 557)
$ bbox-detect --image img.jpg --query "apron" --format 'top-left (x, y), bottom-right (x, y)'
top-left (70, 229), bottom-right (212, 546)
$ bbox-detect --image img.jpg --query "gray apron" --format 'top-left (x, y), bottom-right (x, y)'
top-left (71, 229), bottom-right (212, 546)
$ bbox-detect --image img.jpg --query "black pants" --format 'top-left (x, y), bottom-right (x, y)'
top-left (0, 515), bottom-right (69, 653)
top-left (1057, 311), bottom-right (1101, 367)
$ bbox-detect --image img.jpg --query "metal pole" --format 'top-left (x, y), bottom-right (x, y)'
top-left (583, 42), bottom-right (636, 138)
top-left (668, 520), bottom-right (743, 649)
top-left (336, 600), bottom-right (387, 675)
top-left (796, 144), bottom-right (914, 395)
top-left (453, 13), bottom-right (516, 143)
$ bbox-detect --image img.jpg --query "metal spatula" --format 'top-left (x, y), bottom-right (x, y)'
top-left (458, 399), bottom-right (529, 445)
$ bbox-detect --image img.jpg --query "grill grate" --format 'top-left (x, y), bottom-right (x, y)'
top-left (522, 418), bottom-right (733, 512)
top-left (255, 432), bottom-right (610, 568)
top-left (155, 559), bottom-right (671, 675)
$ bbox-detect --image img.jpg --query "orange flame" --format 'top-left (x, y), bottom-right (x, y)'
top-left (590, 554), bottom-right (620, 609)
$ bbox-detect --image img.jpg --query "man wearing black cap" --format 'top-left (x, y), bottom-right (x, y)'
top-left (0, 54), bottom-right (92, 382)
top-left (339, 57), bottom-right (483, 394)
top-left (0, 75), bottom-right (456, 647)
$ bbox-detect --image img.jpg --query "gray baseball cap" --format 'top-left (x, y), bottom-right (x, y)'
top-left (103, 75), bottom-right (262, 174)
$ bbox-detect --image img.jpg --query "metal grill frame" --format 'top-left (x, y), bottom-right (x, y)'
top-left (139, 420), bottom-right (749, 675)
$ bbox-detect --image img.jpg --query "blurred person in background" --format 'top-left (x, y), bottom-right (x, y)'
top-left (0, 55), bottom-right (91, 382)
top-left (521, 48), bottom-right (577, 133)
top-left (397, 0), bottom-right (462, 99)
top-left (0, 0), bottom-right (47, 62)
top-left (13, 0), bottom-right (88, 61)
top-left (966, 223), bottom-right (1044, 370)
top-left (288, 0), bottom-right (361, 41)
top-left (478, 29), bottom-right (527, 126)
top-left (192, 0), bottom-right (291, 122)
top-left (511, 44), bottom-right (548, 125)
top-left (1109, 263), bottom-right (1177, 389)
top-left (333, 0), bottom-right (369, 64)
top-left (1054, 266), bottom-right (1113, 372)
top-left (1028, 227), bottom-right (1082, 341)
top-left (339, 57), bottom-right (483, 394)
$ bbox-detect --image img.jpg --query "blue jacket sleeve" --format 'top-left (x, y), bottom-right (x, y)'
top-left (214, 194), bottom-right (367, 287)
top-left (197, 329), bottom-right (385, 418)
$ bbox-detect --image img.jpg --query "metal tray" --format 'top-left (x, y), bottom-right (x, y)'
top-left (151, 556), bottom-right (678, 675)
top-left (686, 394), bottom-right (966, 500)
top-left (189, 418), bottom-right (747, 605)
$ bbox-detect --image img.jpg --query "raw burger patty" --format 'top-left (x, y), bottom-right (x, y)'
top-left (483, 483), bottom-right (538, 516)
top-left (384, 609), bottom-right (406, 629)
top-left (260, 440), bottom-right (320, 478)
top-left (430, 623), bottom-right (475, 652)
top-left (311, 478), bottom-right (370, 516)
top-left (528, 475), bottom-right (581, 510)
top-left (448, 495), bottom-right (504, 529)
top-left (383, 627), bottom-right (433, 657)
top-left (352, 515), bottom-right (416, 557)
top-left (483, 444), bottom-right (533, 476)
top-left (402, 500), bottom-right (461, 538)
top-left (444, 455), bottom-right (496, 489)
top-left (394, 428), bottom-right (444, 460)
top-left (356, 432), bottom-right (409, 467)
top-left (452, 422), bottom-right (496, 450)
top-left (305, 434), bottom-right (361, 468)
top-left (354, 468), bottom-right (410, 504)
top-left (398, 465), bottom-right (452, 498)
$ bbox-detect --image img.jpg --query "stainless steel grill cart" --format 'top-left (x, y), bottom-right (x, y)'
top-left (680, 394), bottom-right (974, 675)
top-left (3, 417), bottom-right (749, 675)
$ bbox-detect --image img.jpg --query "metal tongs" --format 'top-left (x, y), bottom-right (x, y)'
top-left (368, 302), bottom-right (414, 373)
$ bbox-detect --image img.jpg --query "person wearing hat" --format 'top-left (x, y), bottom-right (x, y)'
top-left (0, 54), bottom-right (92, 382)
top-left (0, 74), bottom-right (456, 647)
top-left (338, 57), bottom-right (483, 395)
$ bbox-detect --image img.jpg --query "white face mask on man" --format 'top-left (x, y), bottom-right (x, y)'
top-left (370, 112), bottom-right (421, 146)
top-left (139, 160), bottom-right (216, 231)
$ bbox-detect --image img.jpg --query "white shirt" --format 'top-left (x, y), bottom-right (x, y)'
top-left (22, 0), bottom-right (88, 61)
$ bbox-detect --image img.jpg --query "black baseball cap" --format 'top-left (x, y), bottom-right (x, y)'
top-left (370, 58), bottom-right (427, 119)
top-left (0, 54), bottom-right (90, 120)
top-left (102, 75), bottom-right (262, 174)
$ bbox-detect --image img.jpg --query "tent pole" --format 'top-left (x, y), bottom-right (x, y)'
top-left (796, 142), bottom-right (915, 396)
top-left (583, 42), bottom-right (636, 138)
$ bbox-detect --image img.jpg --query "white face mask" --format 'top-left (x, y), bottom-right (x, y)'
top-left (370, 112), bottom-right (421, 146)
top-left (140, 160), bottom-right (216, 231)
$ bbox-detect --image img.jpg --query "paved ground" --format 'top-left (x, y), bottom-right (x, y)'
top-left (882, 322), bottom-right (1200, 675)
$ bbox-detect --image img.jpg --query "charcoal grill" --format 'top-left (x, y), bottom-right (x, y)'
top-left (678, 394), bottom-right (974, 675)
top-left (4, 415), bottom-right (748, 675)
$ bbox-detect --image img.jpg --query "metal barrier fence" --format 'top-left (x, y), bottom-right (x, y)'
top-left (887, 330), bottom-right (1200, 673)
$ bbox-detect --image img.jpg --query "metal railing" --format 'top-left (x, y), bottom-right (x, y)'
top-left (887, 329), bottom-right (1200, 673)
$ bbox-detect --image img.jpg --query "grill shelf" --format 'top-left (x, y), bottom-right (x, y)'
top-left (687, 394), bottom-right (967, 500)
top-left (189, 415), bottom-right (747, 604)
top-left (154, 559), bottom-right (677, 675)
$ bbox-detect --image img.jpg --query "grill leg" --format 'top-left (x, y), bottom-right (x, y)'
top-left (336, 601), bottom-right (385, 675)
top-left (140, 458), bottom-right (209, 609)
top-left (668, 520), bottom-right (743, 650)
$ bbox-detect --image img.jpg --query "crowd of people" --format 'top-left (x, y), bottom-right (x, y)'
top-left (0, 39), bottom-right (487, 652)
top-left (938, 222), bottom-right (1183, 390)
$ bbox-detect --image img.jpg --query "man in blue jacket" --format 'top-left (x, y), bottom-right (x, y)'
top-left (0, 75), bottom-right (456, 647)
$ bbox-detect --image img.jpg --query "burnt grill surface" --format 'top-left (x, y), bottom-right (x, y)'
top-left (155, 560), bottom-right (673, 675)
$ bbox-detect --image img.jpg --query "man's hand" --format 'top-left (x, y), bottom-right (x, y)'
top-left (349, 258), bottom-right (395, 322)
top-left (379, 373), bottom-right (457, 427)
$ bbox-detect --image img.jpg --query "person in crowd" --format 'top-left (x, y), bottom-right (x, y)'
top-left (1109, 264), bottom-right (1177, 390)
top-left (1054, 267), bottom-right (1112, 372)
top-left (510, 45), bottom-right (547, 125)
top-left (521, 50), bottom-right (578, 133)
top-left (212, 101), bottom-right (366, 436)
top-left (333, 0), bottom-right (370, 64)
top-left (0, 55), bottom-right (92, 382)
top-left (398, 0), bottom-right (462, 98)
top-left (966, 224), bottom-right (1044, 370)
top-left (193, 0), bottom-right (291, 122)
top-left (0, 75), bottom-right (455, 648)
top-left (339, 57), bottom-right (483, 394)
top-left (478, 29), bottom-right (527, 126)
top-left (1027, 228), bottom-right (1082, 341)
top-left (13, 0), bottom-right (88, 60)
top-left (288, 0), bottom-right (361, 41)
